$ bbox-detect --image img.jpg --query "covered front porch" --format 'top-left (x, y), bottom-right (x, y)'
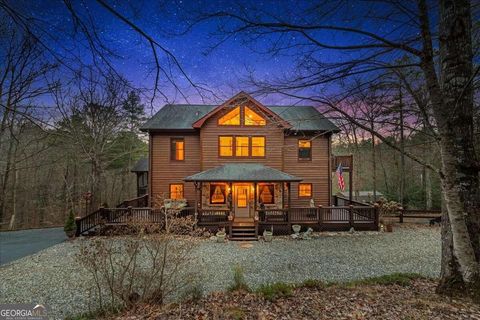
top-left (184, 164), bottom-right (301, 228)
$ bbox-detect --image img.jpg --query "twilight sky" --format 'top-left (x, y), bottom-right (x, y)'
top-left (13, 0), bottom-right (426, 110)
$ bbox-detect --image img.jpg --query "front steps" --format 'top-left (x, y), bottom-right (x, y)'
top-left (230, 225), bottom-right (258, 241)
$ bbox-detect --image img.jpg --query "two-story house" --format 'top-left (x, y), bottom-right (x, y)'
top-left (140, 91), bottom-right (340, 216)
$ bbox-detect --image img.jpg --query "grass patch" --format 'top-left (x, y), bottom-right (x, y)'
top-left (65, 306), bottom-right (123, 320)
top-left (256, 282), bottom-right (294, 301)
top-left (344, 273), bottom-right (425, 287)
top-left (228, 265), bottom-right (250, 292)
top-left (301, 279), bottom-right (328, 289)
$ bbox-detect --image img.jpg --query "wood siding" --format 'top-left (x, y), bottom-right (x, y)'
top-left (149, 133), bottom-right (200, 206)
top-left (283, 135), bottom-right (331, 207)
top-left (149, 105), bottom-right (333, 208)
top-left (200, 105), bottom-right (285, 170)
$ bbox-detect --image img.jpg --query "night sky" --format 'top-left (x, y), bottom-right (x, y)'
top-left (15, 0), bottom-right (422, 110)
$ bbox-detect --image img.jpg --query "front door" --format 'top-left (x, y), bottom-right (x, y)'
top-left (234, 184), bottom-right (251, 218)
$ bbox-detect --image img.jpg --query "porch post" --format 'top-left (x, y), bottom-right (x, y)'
top-left (194, 182), bottom-right (199, 221)
top-left (349, 155), bottom-right (353, 203)
top-left (287, 182), bottom-right (291, 209)
top-left (254, 182), bottom-right (257, 211)
top-left (229, 182), bottom-right (233, 213)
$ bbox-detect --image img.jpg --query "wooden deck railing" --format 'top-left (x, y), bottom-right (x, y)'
top-left (257, 205), bottom-right (379, 232)
top-left (197, 209), bottom-right (230, 223)
top-left (116, 194), bottom-right (149, 208)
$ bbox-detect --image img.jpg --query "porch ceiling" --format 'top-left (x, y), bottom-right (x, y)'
top-left (184, 163), bottom-right (302, 182)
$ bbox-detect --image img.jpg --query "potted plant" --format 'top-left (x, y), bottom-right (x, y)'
top-left (216, 228), bottom-right (226, 243)
top-left (263, 229), bottom-right (273, 242)
top-left (292, 224), bottom-right (301, 234)
top-left (64, 211), bottom-right (77, 239)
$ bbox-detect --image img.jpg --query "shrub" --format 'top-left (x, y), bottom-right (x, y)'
top-left (76, 222), bottom-right (199, 313)
top-left (64, 211), bottom-right (76, 232)
top-left (228, 266), bottom-right (250, 292)
top-left (256, 282), bottom-right (293, 301)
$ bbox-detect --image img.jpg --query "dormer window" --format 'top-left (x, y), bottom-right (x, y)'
top-left (244, 106), bottom-right (266, 126)
top-left (218, 107), bottom-right (241, 125)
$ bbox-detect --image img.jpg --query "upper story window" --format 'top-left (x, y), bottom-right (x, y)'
top-left (218, 135), bottom-right (265, 157)
top-left (235, 136), bottom-right (250, 157)
top-left (171, 138), bottom-right (185, 161)
top-left (219, 136), bottom-right (233, 156)
top-left (218, 107), bottom-right (241, 125)
top-left (251, 136), bottom-right (265, 157)
top-left (244, 106), bottom-right (266, 126)
top-left (218, 106), bottom-right (266, 126)
top-left (170, 184), bottom-right (184, 199)
top-left (298, 139), bottom-right (311, 160)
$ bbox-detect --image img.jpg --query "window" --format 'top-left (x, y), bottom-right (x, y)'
top-left (258, 183), bottom-right (275, 204)
top-left (210, 183), bottom-right (227, 204)
top-left (218, 107), bottom-right (240, 125)
top-left (171, 138), bottom-right (184, 161)
top-left (244, 106), bottom-right (266, 126)
top-left (170, 184), bottom-right (184, 199)
top-left (298, 139), bottom-right (311, 160)
top-left (235, 136), bottom-right (249, 157)
top-left (219, 136), bottom-right (233, 157)
top-left (251, 136), bottom-right (265, 157)
top-left (298, 183), bottom-right (312, 198)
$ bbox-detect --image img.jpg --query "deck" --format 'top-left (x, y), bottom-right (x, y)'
top-left (75, 195), bottom-right (379, 237)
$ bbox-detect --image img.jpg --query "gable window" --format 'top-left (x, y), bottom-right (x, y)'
top-left (258, 183), bottom-right (275, 204)
top-left (170, 184), bottom-right (184, 199)
top-left (218, 106), bottom-right (240, 125)
top-left (244, 106), bottom-right (266, 126)
top-left (210, 183), bottom-right (227, 204)
top-left (298, 183), bottom-right (312, 198)
top-left (219, 136), bottom-right (233, 157)
top-left (235, 136), bottom-right (249, 157)
top-left (171, 138), bottom-right (185, 161)
top-left (251, 136), bottom-right (265, 157)
top-left (298, 139), bottom-right (311, 160)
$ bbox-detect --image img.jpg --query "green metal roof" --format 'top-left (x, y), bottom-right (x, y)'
top-left (184, 163), bottom-right (302, 182)
top-left (141, 104), bottom-right (340, 132)
top-left (131, 157), bottom-right (148, 172)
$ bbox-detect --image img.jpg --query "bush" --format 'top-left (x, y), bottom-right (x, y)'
top-left (228, 266), bottom-right (250, 292)
top-left (256, 282), bottom-right (293, 301)
top-left (64, 211), bottom-right (76, 232)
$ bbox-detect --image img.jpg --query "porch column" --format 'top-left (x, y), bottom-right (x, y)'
top-left (194, 181), bottom-right (199, 217)
top-left (349, 155), bottom-right (353, 203)
top-left (254, 182), bottom-right (257, 210)
top-left (287, 182), bottom-right (291, 209)
top-left (281, 182), bottom-right (285, 208)
top-left (229, 182), bottom-right (233, 212)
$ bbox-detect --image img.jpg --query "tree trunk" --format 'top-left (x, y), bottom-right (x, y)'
top-left (419, 0), bottom-right (480, 294)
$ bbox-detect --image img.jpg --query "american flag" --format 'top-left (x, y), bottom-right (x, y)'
top-left (336, 163), bottom-right (345, 191)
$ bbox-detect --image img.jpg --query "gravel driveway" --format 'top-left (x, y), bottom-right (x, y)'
top-left (0, 226), bottom-right (440, 318)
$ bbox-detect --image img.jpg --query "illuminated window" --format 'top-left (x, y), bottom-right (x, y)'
top-left (210, 183), bottom-right (227, 204)
top-left (171, 138), bottom-right (184, 160)
top-left (244, 106), bottom-right (266, 126)
top-left (235, 136), bottom-right (249, 156)
top-left (298, 140), bottom-right (311, 160)
top-left (218, 107), bottom-right (240, 125)
top-left (258, 183), bottom-right (274, 204)
top-left (219, 136), bottom-right (233, 156)
top-left (251, 136), bottom-right (265, 157)
top-left (298, 183), bottom-right (312, 197)
top-left (170, 184), bottom-right (184, 199)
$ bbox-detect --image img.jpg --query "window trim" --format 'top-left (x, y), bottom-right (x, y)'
top-left (218, 135), bottom-right (266, 158)
top-left (251, 136), bottom-right (266, 158)
top-left (218, 136), bottom-right (234, 157)
top-left (169, 183), bottom-right (184, 200)
top-left (170, 137), bottom-right (185, 161)
top-left (298, 183), bottom-right (313, 198)
top-left (298, 139), bottom-right (312, 161)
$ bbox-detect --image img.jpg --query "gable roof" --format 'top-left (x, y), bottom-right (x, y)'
top-left (184, 163), bottom-right (302, 182)
top-left (140, 93), bottom-right (340, 132)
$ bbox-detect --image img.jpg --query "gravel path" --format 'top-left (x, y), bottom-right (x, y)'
top-left (0, 226), bottom-right (440, 318)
